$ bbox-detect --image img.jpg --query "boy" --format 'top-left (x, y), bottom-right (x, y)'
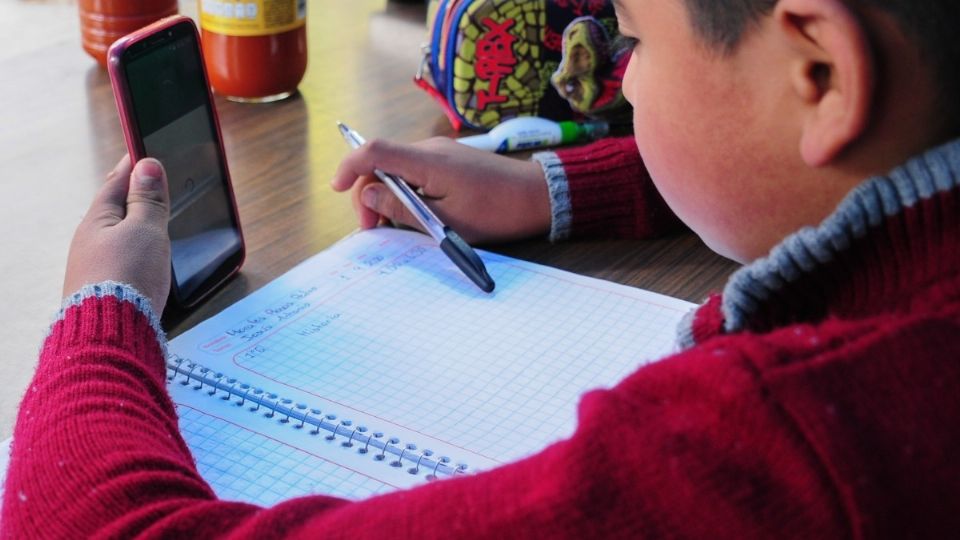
top-left (4, 0), bottom-right (959, 537)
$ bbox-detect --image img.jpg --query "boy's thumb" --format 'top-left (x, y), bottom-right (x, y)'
top-left (361, 184), bottom-right (417, 230)
top-left (127, 158), bottom-right (170, 223)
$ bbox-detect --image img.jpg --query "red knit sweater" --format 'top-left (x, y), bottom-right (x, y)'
top-left (4, 138), bottom-right (960, 538)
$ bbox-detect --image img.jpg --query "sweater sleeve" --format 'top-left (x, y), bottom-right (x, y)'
top-left (533, 136), bottom-right (683, 241)
top-left (2, 285), bottom-right (845, 539)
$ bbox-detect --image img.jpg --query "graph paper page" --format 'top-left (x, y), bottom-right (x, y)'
top-left (167, 228), bottom-right (695, 503)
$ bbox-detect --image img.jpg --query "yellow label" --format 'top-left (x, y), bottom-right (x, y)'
top-left (199, 0), bottom-right (306, 37)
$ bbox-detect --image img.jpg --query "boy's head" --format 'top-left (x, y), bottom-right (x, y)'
top-left (683, 0), bottom-right (960, 126)
top-left (613, 0), bottom-right (959, 262)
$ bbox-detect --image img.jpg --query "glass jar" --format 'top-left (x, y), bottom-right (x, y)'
top-left (79, 0), bottom-right (179, 67)
top-left (198, 1), bottom-right (308, 102)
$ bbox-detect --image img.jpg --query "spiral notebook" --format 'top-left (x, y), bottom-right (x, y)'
top-left (0, 228), bottom-right (696, 507)
top-left (159, 228), bottom-right (697, 505)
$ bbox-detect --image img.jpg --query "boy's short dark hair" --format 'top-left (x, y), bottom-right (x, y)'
top-left (683, 0), bottom-right (960, 131)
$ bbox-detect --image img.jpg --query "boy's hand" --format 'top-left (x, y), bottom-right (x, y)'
top-left (62, 156), bottom-right (172, 315)
top-left (331, 137), bottom-right (552, 244)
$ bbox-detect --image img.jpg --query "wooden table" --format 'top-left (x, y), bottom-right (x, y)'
top-left (0, 0), bottom-right (738, 439)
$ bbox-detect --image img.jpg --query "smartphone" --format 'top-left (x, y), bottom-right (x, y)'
top-left (108, 16), bottom-right (244, 313)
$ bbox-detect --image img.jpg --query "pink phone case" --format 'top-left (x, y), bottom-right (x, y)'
top-left (107, 16), bottom-right (246, 310)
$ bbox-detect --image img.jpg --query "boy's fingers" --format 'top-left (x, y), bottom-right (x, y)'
top-left (331, 138), bottom-right (431, 192)
top-left (126, 158), bottom-right (170, 224)
top-left (90, 155), bottom-right (133, 224)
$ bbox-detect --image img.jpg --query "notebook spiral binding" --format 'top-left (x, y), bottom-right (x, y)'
top-left (165, 354), bottom-right (470, 481)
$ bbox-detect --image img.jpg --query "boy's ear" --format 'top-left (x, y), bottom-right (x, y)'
top-left (775, 0), bottom-right (876, 167)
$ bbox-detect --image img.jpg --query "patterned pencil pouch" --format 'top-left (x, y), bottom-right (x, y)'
top-left (417, 0), bottom-right (631, 131)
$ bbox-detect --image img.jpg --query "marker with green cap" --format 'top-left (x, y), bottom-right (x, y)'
top-left (457, 117), bottom-right (609, 153)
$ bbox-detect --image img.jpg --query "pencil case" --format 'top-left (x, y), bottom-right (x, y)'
top-left (417, 0), bottom-right (630, 131)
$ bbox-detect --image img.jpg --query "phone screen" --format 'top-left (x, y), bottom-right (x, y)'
top-left (122, 28), bottom-right (242, 305)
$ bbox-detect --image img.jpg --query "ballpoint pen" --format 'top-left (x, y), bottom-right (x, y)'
top-left (337, 121), bottom-right (496, 293)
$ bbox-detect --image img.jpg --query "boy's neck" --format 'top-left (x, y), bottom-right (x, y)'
top-left (720, 137), bottom-right (960, 334)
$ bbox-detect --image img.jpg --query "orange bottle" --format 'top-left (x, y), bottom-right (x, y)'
top-left (79, 0), bottom-right (179, 67)
top-left (198, 1), bottom-right (308, 102)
